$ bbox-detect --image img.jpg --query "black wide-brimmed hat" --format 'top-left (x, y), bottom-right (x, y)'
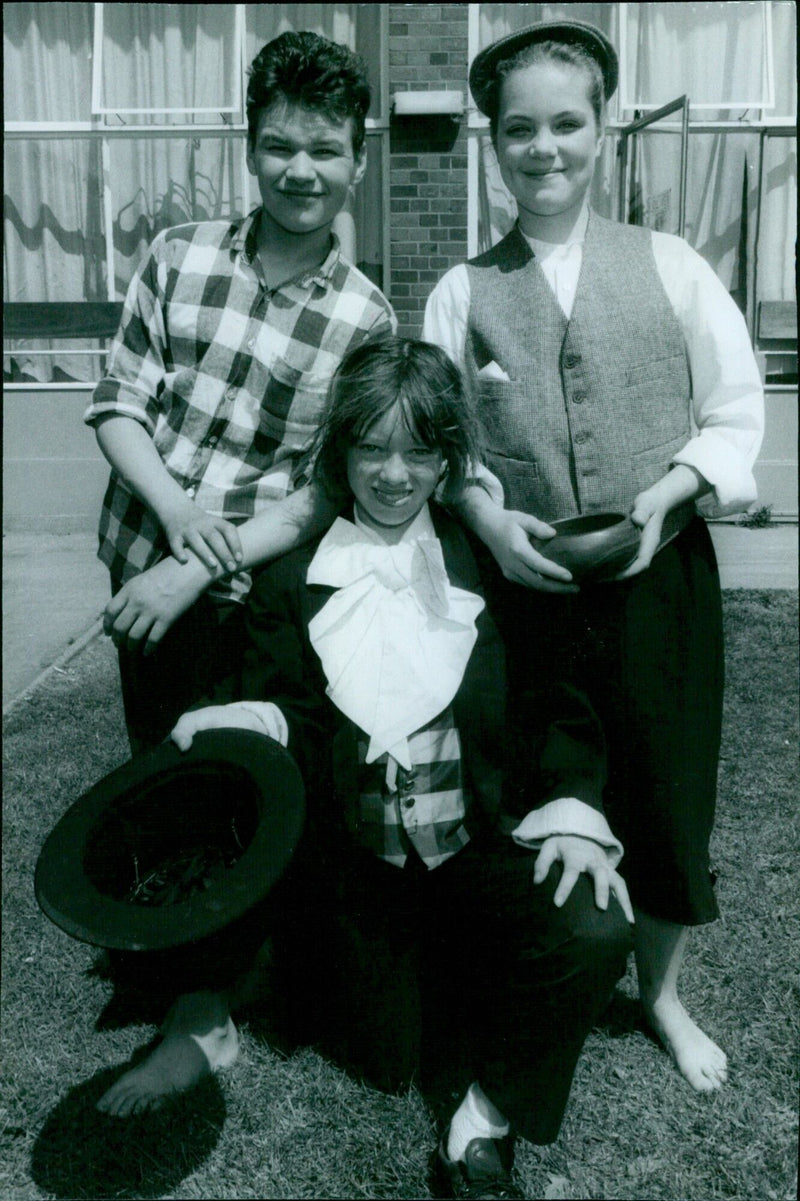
top-left (469, 19), bottom-right (619, 116)
top-left (35, 729), bottom-right (305, 952)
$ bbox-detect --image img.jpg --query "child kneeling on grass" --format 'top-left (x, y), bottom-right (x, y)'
top-left (107, 337), bottom-right (634, 1199)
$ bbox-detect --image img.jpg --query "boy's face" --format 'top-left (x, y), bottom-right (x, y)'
top-left (247, 99), bottom-right (366, 239)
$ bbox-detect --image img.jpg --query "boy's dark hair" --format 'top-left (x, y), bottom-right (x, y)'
top-left (311, 336), bottom-right (483, 505)
top-left (488, 39), bottom-right (606, 141)
top-left (247, 31), bottom-right (370, 155)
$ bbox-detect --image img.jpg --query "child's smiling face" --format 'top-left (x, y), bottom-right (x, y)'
top-left (495, 59), bottom-right (603, 232)
top-left (346, 404), bottom-right (443, 542)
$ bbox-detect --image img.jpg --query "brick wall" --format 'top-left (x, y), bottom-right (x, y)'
top-left (388, 4), bottom-right (469, 338)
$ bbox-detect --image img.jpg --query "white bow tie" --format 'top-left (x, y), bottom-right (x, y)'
top-left (307, 511), bottom-right (484, 770)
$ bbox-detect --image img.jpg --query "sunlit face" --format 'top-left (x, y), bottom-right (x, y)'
top-left (346, 404), bottom-right (443, 540)
top-left (247, 100), bottom-right (365, 238)
top-left (495, 60), bottom-right (603, 230)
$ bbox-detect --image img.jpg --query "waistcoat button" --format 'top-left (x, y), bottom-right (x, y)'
top-left (564, 352), bottom-right (580, 369)
top-left (572, 392), bottom-right (586, 404)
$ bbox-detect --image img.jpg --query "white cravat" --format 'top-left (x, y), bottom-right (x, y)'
top-left (307, 506), bottom-right (484, 771)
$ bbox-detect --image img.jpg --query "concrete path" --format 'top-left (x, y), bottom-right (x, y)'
top-left (2, 523), bottom-right (797, 712)
top-left (2, 533), bottom-right (108, 709)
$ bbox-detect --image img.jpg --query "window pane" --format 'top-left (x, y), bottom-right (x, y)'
top-left (771, 1), bottom-right (797, 119)
top-left (758, 136), bottom-right (797, 304)
top-left (245, 5), bottom-right (382, 118)
top-left (108, 136), bottom-right (246, 296)
top-left (100, 4), bottom-right (239, 122)
top-left (622, 2), bottom-right (771, 113)
top-left (4, 139), bottom-right (107, 302)
top-left (3, 2), bottom-right (93, 122)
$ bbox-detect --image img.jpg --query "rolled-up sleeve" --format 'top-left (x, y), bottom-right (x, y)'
top-left (653, 232), bottom-right (764, 517)
top-left (84, 236), bottom-right (170, 434)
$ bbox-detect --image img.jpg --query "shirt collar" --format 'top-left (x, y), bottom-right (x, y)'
top-left (236, 208), bottom-right (341, 289)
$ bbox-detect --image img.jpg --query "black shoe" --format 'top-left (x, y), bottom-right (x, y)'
top-left (434, 1128), bottom-right (524, 1199)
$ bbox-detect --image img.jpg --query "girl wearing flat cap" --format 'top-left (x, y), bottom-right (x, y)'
top-left (425, 18), bottom-right (764, 1098)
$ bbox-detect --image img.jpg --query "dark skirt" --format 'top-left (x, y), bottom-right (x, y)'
top-left (482, 517), bottom-right (724, 926)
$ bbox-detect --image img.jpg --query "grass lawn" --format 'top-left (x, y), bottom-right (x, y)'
top-left (2, 590), bottom-right (798, 1200)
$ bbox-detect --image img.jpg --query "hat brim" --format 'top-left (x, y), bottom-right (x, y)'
top-left (469, 19), bottom-right (619, 115)
top-left (34, 729), bottom-right (305, 952)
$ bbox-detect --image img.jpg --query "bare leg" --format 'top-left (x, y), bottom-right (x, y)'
top-left (97, 990), bottom-right (239, 1117)
top-left (634, 910), bottom-right (727, 1091)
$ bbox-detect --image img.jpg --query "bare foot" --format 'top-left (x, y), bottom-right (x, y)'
top-left (643, 995), bottom-right (728, 1091)
top-left (97, 991), bottom-right (239, 1117)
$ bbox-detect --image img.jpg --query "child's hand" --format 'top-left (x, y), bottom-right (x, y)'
top-left (161, 497), bottom-right (243, 573)
top-left (171, 703), bottom-right (288, 751)
top-left (533, 834), bottom-right (634, 923)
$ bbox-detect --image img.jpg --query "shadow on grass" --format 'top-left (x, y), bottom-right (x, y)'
top-left (597, 987), bottom-right (655, 1042)
top-left (30, 1058), bottom-right (226, 1200)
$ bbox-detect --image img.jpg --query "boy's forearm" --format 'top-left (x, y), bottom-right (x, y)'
top-left (95, 414), bottom-right (187, 526)
top-left (236, 483), bottom-right (341, 570)
top-left (453, 483), bottom-right (505, 550)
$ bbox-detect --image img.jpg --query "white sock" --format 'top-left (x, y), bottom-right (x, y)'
top-left (447, 1082), bottom-right (510, 1162)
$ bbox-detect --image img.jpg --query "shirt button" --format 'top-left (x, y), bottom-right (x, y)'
top-left (402, 797), bottom-right (415, 810)
top-left (572, 392), bottom-right (586, 404)
top-left (247, 338), bottom-right (255, 350)
top-left (208, 436), bottom-right (218, 447)
top-left (186, 485), bottom-right (197, 498)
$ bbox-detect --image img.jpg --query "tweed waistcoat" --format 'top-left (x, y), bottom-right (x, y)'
top-left (465, 213), bottom-right (694, 545)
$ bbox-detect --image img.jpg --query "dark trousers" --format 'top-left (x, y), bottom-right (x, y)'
top-left (477, 518), bottom-right (724, 926)
top-left (297, 835), bottom-right (632, 1146)
top-left (112, 584), bottom-right (246, 753)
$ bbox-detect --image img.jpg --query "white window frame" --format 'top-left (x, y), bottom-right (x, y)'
top-left (4, 3), bottom-right (391, 391)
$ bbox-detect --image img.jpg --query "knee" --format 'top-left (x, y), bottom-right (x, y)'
top-left (558, 875), bottom-right (634, 969)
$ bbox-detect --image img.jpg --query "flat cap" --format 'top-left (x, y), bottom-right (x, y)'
top-left (469, 19), bottom-right (619, 116)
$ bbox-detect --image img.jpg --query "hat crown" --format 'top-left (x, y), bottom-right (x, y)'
top-left (469, 19), bottom-right (619, 116)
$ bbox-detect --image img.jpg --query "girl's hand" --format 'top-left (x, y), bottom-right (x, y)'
top-left (171, 703), bottom-right (286, 751)
top-left (616, 465), bottom-right (709, 581)
top-left (614, 488), bottom-right (666, 579)
top-left (161, 496), bottom-right (243, 573)
top-left (533, 834), bottom-right (635, 923)
top-left (485, 509), bottom-right (580, 593)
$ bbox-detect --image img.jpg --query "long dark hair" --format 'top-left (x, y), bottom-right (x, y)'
top-left (310, 336), bottom-right (483, 505)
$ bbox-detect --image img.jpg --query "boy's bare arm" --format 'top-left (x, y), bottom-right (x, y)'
top-left (95, 414), bottom-right (242, 571)
top-left (104, 482), bottom-right (340, 652)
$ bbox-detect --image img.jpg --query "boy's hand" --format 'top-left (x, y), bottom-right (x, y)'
top-left (171, 703), bottom-right (287, 751)
top-left (105, 554), bottom-right (214, 652)
top-left (533, 834), bottom-right (634, 922)
top-left (161, 496), bottom-right (242, 573)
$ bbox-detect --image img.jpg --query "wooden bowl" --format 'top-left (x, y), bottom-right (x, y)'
top-left (533, 512), bottom-right (641, 582)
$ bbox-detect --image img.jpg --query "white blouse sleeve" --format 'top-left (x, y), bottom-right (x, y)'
top-left (651, 232), bottom-right (764, 517)
top-left (424, 265), bottom-right (505, 507)
top-left (422, 264), bottom-right (471, 368)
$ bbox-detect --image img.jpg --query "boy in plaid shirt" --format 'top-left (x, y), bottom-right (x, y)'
top-left (86, 31), bottom-right (394, 751)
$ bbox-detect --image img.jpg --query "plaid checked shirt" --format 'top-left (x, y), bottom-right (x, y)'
top-left (356, 709), bottom-right (474, 870)
top-left (85, 210), bottom-right (395, 601)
